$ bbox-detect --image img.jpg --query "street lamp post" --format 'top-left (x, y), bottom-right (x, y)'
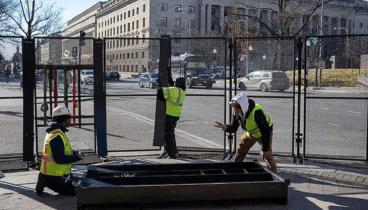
top-left (334, 27), bottom-right (349, 69)
top-left (248, 45), bottom-right (253, 73)
top-left (179, 8), bottom-right (192, 53)
top-left (213, 48), bottom-right (217, 72)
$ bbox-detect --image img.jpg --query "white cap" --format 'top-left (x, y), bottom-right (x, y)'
top-left (52, 105), bottom-right (71, 117)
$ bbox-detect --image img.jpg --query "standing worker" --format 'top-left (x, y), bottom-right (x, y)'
top-left (213, 93), bottom-right (277, 173)
top-left (36, 105), bottom-right (83, 196)
top-left (157, 77), bottom-right (186, 159)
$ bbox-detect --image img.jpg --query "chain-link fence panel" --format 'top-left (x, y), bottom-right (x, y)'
top-left (0, 37), bottom-right (24, 157)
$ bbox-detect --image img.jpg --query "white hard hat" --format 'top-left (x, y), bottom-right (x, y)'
top-left (52, 105), bottom-right (71, 117)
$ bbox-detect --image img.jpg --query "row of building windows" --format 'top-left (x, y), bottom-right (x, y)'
top-left (98, 4), bottom-right (146, 28)
top-left (98, 18), bottom-right (146, 37)
top-left (160, 17), bottom-right (195, 28)
top-left (107, 51), bottom-right (145, 60)
top-left (161, 3), bottom-right (195, 14)
top-left (108, 64), bottom-right (146, 73)
top-left (105, 37), bottom-right (146, 49)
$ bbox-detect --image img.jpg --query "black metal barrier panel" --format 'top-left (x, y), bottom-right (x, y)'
top-left (71, 161), bottom-right (289, 209)
top-left (33, 37), bottom-right (97, 160)
top-left (233, 37), bottom-right (297, 159)
top-left (304, 35), bottom-right (368, 161)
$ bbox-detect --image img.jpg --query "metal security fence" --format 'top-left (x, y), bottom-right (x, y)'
top-left (233, 37), bottom-right (297, 158)
top-left (0, 36), bottom-right (24, 158)
top-left (303, 35), bottom-right (368, 161)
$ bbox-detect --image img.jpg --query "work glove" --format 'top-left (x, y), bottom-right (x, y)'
top-left (77, 151), bottom-right (84, 160)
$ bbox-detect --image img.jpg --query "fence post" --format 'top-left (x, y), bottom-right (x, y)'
top-left (94, 38), bottom-right (107, 157)
top-left (153, 35), bottom-right (171, 147)
top-left (294, 37), bottom-right (303, 164)
top-left (23, 39), bottom-right (36, 162)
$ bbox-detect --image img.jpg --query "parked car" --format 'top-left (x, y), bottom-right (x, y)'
top-left (106, 72), bottom-right (121, 81)
top-left (81, 70), bottom-right (94, 84)
top-left (238, 70), bottom-right (290, 92)
top-left (138, 73), bottom-right (159, 88)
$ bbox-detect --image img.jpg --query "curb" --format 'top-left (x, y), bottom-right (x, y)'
top-left (279, 167), bottom-right (368, 187)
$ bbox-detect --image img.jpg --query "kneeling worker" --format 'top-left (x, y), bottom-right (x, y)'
top-left (213, 93), bottom-right (277, 173)
top-left (36, 105), bottom-right (83, 196)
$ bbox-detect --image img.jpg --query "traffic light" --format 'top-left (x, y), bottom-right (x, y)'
top-left (79, 30), bottom-right (86, 46)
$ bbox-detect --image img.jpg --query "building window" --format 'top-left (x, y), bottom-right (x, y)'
top-left (117, 15), bottom-right (119, 22)
top-left (142, 52), bottom-right (145, 58)
top-left (174, 18), bottom-right (181, 28)
top-left (123, 53), bottom-right (125, 59)
top-left (127, 39), bottom-right (130, 46)
top-left (175, 5), bottom-right (182, 12)
top-left (120, 53), bottom-right (122, 59)
top-left (142, 34), bottom-right (145, 43)
top-left (113, 28), bottom-right (115, 35)
top-left (143, 4), bottom-right (146, 12)
top-left (132, 21), bottom-right (135, 30)
top-left (161, 3), bottom-right (167, 12)
top-left (124, 24), bottom-right (126, 32)
top-left (131, 53), bottom-right (134, 59)
top-left (160, 17), bottom-right (167, 27)
top-left (190, 19), bottom-right (195, 29)
top-left (211, 8), bottom-right (216, 15)
top-left (188, 6), bottom-right (195, 14)
top-left (142, 65), bottom-right (145, 72)
top-left (128, 23), bottom-right (130, 31)
top-left (113, 17), bottom-right (115, 23)
top-left (360, 22), bottom-right (363, 28)
top-left (123, 65), bottom-right (125, 72)
top-left (127, 65), bottom-right (130, 72)
top-left (136, 36), bottom-right (139, 44)
top-left (136, 20), bottom-right (139, 29)
top-left (128, 11), bottom-right (130, 17)
top-left (136, 52), bottom-right (139, 58)
top-left (120, 25), bottom-right (122, 33)
top-left (353, 22), bottom-right (355, 28)
top-left (124, 39), bottom-right (126, 46)
top-left (131, 65), bottom-right (134, 72)
top-left (136, 65), bottom-right (138, 72)
top-left (137, 7), bottom-right (139, 14)
top-left (143, 18), bottom-right (146, 27)
top-left (132, 9), bottom-right (134, 16)
top-left (124, 12), bottom-right (126, 19)
top-left (127, 53), bottom-right (130, 59)
top-left (120, 14), bottom-right (123, 21)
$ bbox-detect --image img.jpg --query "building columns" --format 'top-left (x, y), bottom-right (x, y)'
top-left (200, 4), bottom-right (206, 36)
top-left (219, 5), bottom-right (224, 34)
top-left (207, 4), bottom-right (212, 35)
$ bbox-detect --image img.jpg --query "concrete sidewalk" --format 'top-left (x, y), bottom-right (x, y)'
top-left (0, 159), bottom-right (368, 210)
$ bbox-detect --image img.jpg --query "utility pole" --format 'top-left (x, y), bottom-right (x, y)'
top-left (318, 0), bottom-right (324, 89)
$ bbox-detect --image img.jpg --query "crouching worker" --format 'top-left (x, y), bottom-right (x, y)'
top-left (213, 93), bottom-right (277, 173)
top-left (36, 105), bottom-right (83, 196)
top-left (157, 77), bottom-right (186, 159)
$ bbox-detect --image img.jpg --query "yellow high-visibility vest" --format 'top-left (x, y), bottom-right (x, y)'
top-left (237, 104), bottom-right (273, 138)
top-left (40, 129), bottom-right (73, 176)
top-left (163, 87), bottom-right (186, 117)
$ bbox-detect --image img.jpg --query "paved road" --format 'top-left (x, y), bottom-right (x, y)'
top-left (0, 78), bottom-right (367, 160)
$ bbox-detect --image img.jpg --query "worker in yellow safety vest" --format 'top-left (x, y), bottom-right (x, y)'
top-left (157, 77), bottom-right (186, 159)
top-left (36, 105), bottom-right (83, 196)
top-left (213, 93), bottom-right (277, 173)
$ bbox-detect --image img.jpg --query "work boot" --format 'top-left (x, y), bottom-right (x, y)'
top-left (157, 151), bottom-right (168, 159)
top-left (35, 173), bottom-right (45, 195)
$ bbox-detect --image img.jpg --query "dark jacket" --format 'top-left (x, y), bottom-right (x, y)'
top-left (45, 123), bottom-right (81, 164)
top-left (225, 99), bottom-right (273, 152)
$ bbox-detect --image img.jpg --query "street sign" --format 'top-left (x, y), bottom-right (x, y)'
top-left (72, 47), bottom-right (78, 58)
top-left (319, 61), bottom-right (325, 69)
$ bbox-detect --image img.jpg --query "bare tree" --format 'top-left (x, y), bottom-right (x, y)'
top-left (6, 0), bottom-right (64, 39)
top-left (0, 0), bottom-right (18, 35)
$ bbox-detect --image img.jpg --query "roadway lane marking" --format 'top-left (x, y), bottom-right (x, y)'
top-left (347, 111), bottom-right (361, 114)
top-left (319, 107), bottom-right (329, 110)
top-left (326, 123), bottom-right (342, 127)
top-left (107, 106), bottom-right (223, 149)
